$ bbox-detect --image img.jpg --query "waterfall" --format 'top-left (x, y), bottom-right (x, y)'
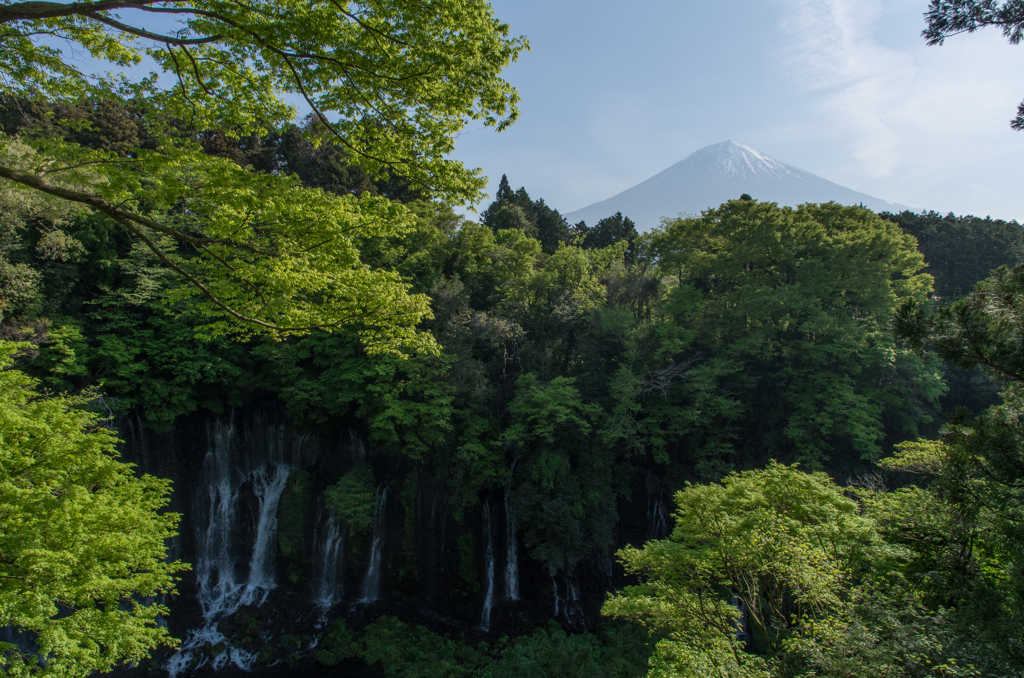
top-left (730, 594), bottom-right (750, 643)
top-left (359, 486), bottom-right (388, 603)
top-left (195, 419), bottom-right (241, 620)
top-left (564, 575), bottom-right (583, 628)
top-left (166, 414), bottom-right (306, 676)
top-left (480, 502), bottom-right (495, 630)
top-left (503, 493), bottom-right (519, 601)
top-left (239, 464), bottom-right (290, 606)
top-left (646, 470), bottom-right (669, 539)
top-left (551, 569), bottom-right (584, 629)
top-left (312, 509), bottom-right (345, 611)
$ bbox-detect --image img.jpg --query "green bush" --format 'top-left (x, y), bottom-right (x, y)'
top-left (484, 621), bottom-right (651, 678)
top-left (314, 619), bottom-right (355, 667)
top-left (356, 616), bottom-right (484, 678)
top-left (325, 462), bottom-right (377, 535)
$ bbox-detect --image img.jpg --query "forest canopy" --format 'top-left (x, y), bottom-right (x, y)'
top-left (2, 0), bottom-right (1024, 676)
top-left (0, 0), bottom-right (526, 351)
top-left (3, 157), bottom-right (1023, 672)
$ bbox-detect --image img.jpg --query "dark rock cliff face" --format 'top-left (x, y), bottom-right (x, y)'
top-left (114, 400), bottom-right (660, 676)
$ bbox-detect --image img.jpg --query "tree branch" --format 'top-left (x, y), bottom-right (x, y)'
top-left (0, 0), bottom-right (188, 23)
top-left (0, 163), bottom-right (275, 255)
top-left (87, 12), bottom-right (219, 45)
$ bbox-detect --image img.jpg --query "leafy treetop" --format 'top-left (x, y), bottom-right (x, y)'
top-left (0, 0), bottom-right (526, 199)
top-left (0, 341), bottom-right (187, 678)
top-left (0, 0), bottom-right (526, 350)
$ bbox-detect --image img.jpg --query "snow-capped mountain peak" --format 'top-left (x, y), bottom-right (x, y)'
top-left (563, 141), bottom-right (910, 231)
top-left (694, 140), bottom-right (801, 181)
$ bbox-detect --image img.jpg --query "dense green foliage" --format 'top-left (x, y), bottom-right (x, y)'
top-left (654, 200), bottom-right (942, 472)
top-left (4, 190), bottom-right (949, 572)
top-left (5, 1), bottom-right (1022, 675)
top-left (881, 209), bottom-right (1024, 416)
top-left (891, 262), bottom-right (1024, 670)
top-left (3, 84), bottom-right (1021, 675)
top-left (604, 463), bottom-right (975, 678)
top-left (0, 0), bottom-right (526, 350)
top-left (481, 175), bottom-right (572, 254)
top-left (881, 210), bottom-right (1024, 300)
top-left (0, 0), bottom-right (527, 670)
top-left (324, 462), bottom-right (378, 535)
top-left (314, 616), bottom-right (651, 678)
top-left (478, 176), bottom-right (640, 256)
top-left (603, 253), bottom-right (1024, 677)
top-left (0, 342), bottom-right (186, 678)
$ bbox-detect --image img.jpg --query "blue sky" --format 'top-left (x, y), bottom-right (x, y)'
top-left (452, 0), bottom-right (1024, 222)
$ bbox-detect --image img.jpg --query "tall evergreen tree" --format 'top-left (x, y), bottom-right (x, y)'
top-left (881, 210), bottom-right (1024, 300)
top-left (480, 176), bottom-right (572, 253)
top-left (533, 198), bottom-right (572, 255)
top-left (580, 212), bottom-right (639, 252)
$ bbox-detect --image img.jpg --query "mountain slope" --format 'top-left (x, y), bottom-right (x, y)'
top-left (564, 141), bottom-right (912, 231)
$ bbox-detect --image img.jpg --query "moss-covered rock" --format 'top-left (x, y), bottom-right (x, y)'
top-left (277, 468), bottom-right (313, 582)
top-left (325, 462), bottom-right (377, 535)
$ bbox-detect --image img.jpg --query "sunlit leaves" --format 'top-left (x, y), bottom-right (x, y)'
top-left (0, 342), bottom-right (187, 677)
top-left (0, 0), bottom-right (526, 345)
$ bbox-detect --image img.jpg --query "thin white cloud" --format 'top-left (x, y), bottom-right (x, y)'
top-left (771, 0), bottom-right (1024, 219)
top-left (776, 0), bottom-right (918, 177)
top-left (453, 0), bottom-right (1024, 223)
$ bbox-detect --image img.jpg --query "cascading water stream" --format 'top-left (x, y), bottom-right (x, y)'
top-left (730, 594), bottom-right (750, 643)
top-left (166, 417), bottom-right (295, 676)
top-left (480, 502), bottom-right (495, 630)
top-left (551, 569), bottom-right (584, 629)
top-left (196, 420), bottom-right (241, 619)
top-left (551, 574), bottom-right (560, 617)
top-left (312, 509), bottom-right (345, 612)
top-left (564, 575), bottom-right (583, 628)
top-left (646, 470), bottom-right (669, 539)
top-left (503, 493), bottom-right (519, 601)
top-left (240, 464), bottom-right (290, 606)
top-left (358, 486), bottom-right (388, 603)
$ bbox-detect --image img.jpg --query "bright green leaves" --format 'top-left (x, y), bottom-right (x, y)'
top-left (504, 374), bottom-right (598, 454)
top-left (656, 200), bottom-right (930, 345)
top-left (0, 341), bottom-right (186, 677)
top-left (325, 462), bottom-right (377, 536)
top-left (604, 463), bottom-right (974, 678)
top-left (664, 463), bottom-right (877, 643)
top-left (504, 374), bottom-right (614, 572)
top-left (0, 135), bottom-right (438, 354)
top-left (362, 354), bottom-right (455, 459)
top-left (0, 0), bottom-right (526, 202)
top-left (0, 0), bottom-right (526, 345)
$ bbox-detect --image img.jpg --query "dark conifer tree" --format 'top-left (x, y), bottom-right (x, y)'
top-left (881, 210), bottom-right (1024, 299)
top-left (534, 198), bottom-right (572, 255)
top-left (480, 175), bottom-right (572, 252)
top-left (583, 212), bottom-right (639, 250)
